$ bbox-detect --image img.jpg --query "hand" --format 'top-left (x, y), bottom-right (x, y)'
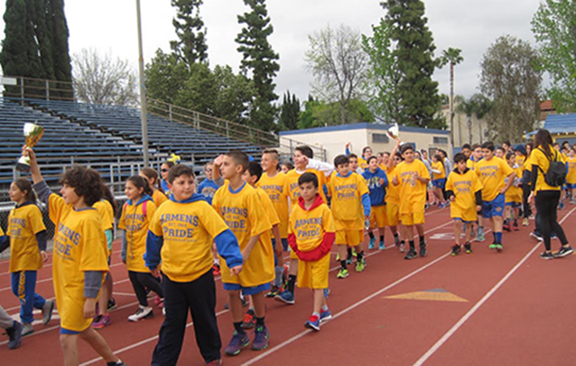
top-left (22, 145), bottom-right (38, 169)
top-left (302, 155), bottom-right (309, 167)
top-left (230, 265), bottom-right (243, 276)
top-left (528, 193), bottom-right (535, 206)
top-left (346, 142), bottom-right (351, 149)
top-left (83, 298), bottom-right (96, 319)
top-left (392, 176), bottom-right (399, 185)
top-left (214, 154), bottom-right (224, 166)
top-left (499, 187), bottom-right (508, 194)
top-left (450, 195), bottom-right (455, 202)
top-left (121, 257), bottom-right (126, 265)
top-left (476, 205), bottom-right (482, 212)
top-left (40, 250), bottom-right (48, 263)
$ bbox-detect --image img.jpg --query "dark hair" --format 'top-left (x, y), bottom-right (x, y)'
top-left (471, 143), bottom-right (481, 150)
top-left (262, 149), bottom-right (280, 170)
top-left (168, 164), bottom-right (194, 184)
top-left (362, 146), bottom-right (372, 155)
top-left (503, 140), bottom-right (511, 147)
top-left (496, 146), bottom-right (505, 153)
top-left (334, 154), bottom-right (350, 167)
top-left (162, 161), bottom-right (175, 169)
top-left (394, 152), bottom-right (403, 160)
top-left (348, 153), bottom-right (358, 160)
top-left (401, 144), bottom-right (414, 154)
top-left (526, 142), bottom-right (533, 154)
top-left (13, 178), bottom-right (35, 202)
top-left (383, 152), bottom-right (390, 157)
top-left (482, 141), bottom-right (495, 151)
top-left (246, 161), bottom-right (263, 183)
top-left (295, 145), bottom-right (314, 159)
top-left (141, 167), bottom-right (160, 191)
top-left (101, 183), bottom-right (118, 216)
top-left (366, 156), bottom-right (378, 164)
top-left (225, 150), bottom-right (250, 172)
top-left (553, 142), bottom-right (560, 147)
top-left (281, 161), bottom-right (294, 171)
top-left (60, 166), bottom-right (104, 206)
top-left (454, 152), bottom-right (467, 164)
top-left (433, 154), bottom-right (445, 167)
top-left (127, 175), bottom-right (153, 197)
top-left (534, 129), bottom-right (554, 160)
top-left (506, 151), bottom-right (516, 161)
top-left (298, 172), bottom-right (318, 188)
top-left (462, 144), bottom-right (472, 151)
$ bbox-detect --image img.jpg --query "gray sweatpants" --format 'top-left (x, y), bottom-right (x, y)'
top-left (0, 305), bottom-right (15, 329)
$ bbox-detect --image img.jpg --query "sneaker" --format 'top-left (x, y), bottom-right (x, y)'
top-left (22, 323), bottom-right (33, 337)
top-left (128, 306), bottom-right (153, 322)
top-left (522, 218), bottom-right (529, 226)
top-left (42, 299), bottom-right (55, 325)
top-left (212, 263), bottom-right (221, 276)
top-left (368, 237), bottom-right (375, 250)
top-left (337, 268), bottom-right (349, 279)
top-left (540, 251), bottom-right (554, 260)
top-left (553, 246), bottom-right (574, 258)
top-left (530, 232), bottom-right (543, 241)
top-left (439, 201), bottom-right (448, 209)
top-left (399, 242), bottom-right (405, 253)
top-left (425, 203), bottom-right (430, 210)
top-left (494, 244), bottom-right (503, 252)
top-left (107, 361), bottom-right (126, 366)
top-left (224, 331), bottom-right (250, 356)
top-left (335, 253), bottom-right (340, 261)
top-left (419, 242), bottom-right (427, 257)
top-left (451, 244), bottom-right (461, 256)
top-left (206, 359), bottom-right (222, 366)
top-left (92, 314), bottom-right (111, 329)
top-left (6, 321), bottom-right (22, 350)
top-left (476, 227), bottom-right (485, 242)
top-left (378, 241), bottom-right (385, 250)
top-left (355, 258), bottom-right (366, 272)
top-left (242, 310), bottom-right (256, 329)
top-left (251, 325), bottom-right (270, 351)
top-left (274, 290), bottom-right (295, 305)
top-left (551, 233), bottom-right (559, 240)
top-left (266, 285), bottom-right (280, 298)
top-left (464, 242), bottom-right (472, 254)
top-left (489, 243), bottom-right (497, 250)
top-left (323, 288), bottom-right (330, 298)
top-left (305, 315), bottom-right (320, 331)
top-left (394, 235), bottom-right (400, 247)
top-left (107, 298), bottom-right (117, 312)
top-left (513, 222), bottom-right (519, 231)
top-left (404, 248), bottom-right (418, 260)
top-left (319, 309), bottom-right (332, 323)
top-left (503, 222), bottom-right (511, 232)
top-left (559, 201), bottom-right (565, 210)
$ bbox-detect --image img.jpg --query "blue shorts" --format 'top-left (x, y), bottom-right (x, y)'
top-left (223, 282), bottom-right (271, 296)
top-left (60, 327), bottom-right (80, 335)
top-left (482, 194), bottom-right (505, 218)
top-left (505, 202), bottom-right (521, 208)
top-left (566, 183), bottom-right (576, 189)
top-left (454, 218), bottom-right (475, 224)
top-left (433, 178), bottom-right (446, 189)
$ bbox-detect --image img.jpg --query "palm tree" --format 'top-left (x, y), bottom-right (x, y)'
top-left (455, 94), bottom-right (493, 144)
top-left (440, 48), bottom-right (464, 146)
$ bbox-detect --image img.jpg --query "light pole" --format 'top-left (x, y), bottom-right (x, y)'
top-left (136, 0), bottom-right (150, 167)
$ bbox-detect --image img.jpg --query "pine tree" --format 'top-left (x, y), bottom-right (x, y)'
top-left (236, 0), bottom-right (280, 132)
top-left (279, 91), bottom-right (300, 130)
top-left (47, 0), bottom-right (73, 99)
top-left (170, 0), bottom-right (208, 65)
top-left (381, 0), bottom-right (444, 128)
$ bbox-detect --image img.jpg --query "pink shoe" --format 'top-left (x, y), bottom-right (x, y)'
top-left (92, 314), bottom-right (111, 329)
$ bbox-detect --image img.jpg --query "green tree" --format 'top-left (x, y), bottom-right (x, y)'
top-left (455, 94), bottom-right (492, 144)
top-left (176, 62), bottom-right (217, 114)
top-left (439, 47), bottom-right (464, 145)
top-left (170, 0), bottom-right (208, 65)
top-left (480, 35), bottom-right (542, 142)
top-left (532, 0), bottom-right (576, 112)
top-left (145, 49), bottom-right (190, 104)
top-left (236, 0), bottom-right (280, 131)
top-left (212, 65), bottom-right (254, 125)
top-left (279, 91), bottom-right (300, 130)
top-left (381, 0), bottom-right (444, 128)
top-left (297, 96), bottom-right (374, 129)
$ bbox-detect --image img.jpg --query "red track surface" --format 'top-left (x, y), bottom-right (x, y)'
top-left (1, 206), bottom-right (575, 366)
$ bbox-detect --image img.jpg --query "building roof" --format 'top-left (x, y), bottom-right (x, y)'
top-left (542, 113), bottom-right (576, 135)
top-left (540, 100), bottom-right (554, 111)
top-left (279, 122), bottom-right (449, 136)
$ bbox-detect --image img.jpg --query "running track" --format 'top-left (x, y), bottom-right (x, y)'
top-left (1, 206), bottom-right (575, 365)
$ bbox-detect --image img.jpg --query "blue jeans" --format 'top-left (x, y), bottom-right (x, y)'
top-left (11, 271), bottom-right (46, 324)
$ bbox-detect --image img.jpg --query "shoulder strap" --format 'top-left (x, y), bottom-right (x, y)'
top-left (142, 200), bottom-right (147, 217)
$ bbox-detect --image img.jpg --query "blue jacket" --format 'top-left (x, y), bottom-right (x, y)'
top-left (197, 179), bottom-right (220, 205)
top-left (362, 168), bottom-right (389, 206)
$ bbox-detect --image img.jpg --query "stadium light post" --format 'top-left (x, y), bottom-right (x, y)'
top-left (136, 0), bottom-right (150, 167)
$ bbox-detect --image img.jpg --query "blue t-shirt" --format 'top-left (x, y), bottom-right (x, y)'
top-left (197, 179), bottom-right (220, 205)
top-left (362, 168), bottom-right (388, 206)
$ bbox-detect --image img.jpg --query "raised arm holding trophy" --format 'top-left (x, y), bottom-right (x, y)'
top-left (16, 122), bottom-right (44, 172)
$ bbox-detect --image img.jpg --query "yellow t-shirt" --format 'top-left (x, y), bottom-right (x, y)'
top-left (385, 166), bottom-right (400, 206)
top-left (289, 202), bottom-right (335, 252)
top-left (446, 170), bottom-right (483, 222)
top-left (257, 172), bottom-right (289, 238)
top-left (152, 190), bottom-right (168, 207)
top-left (358, 156), bottom-right (368, 170)
top-left (212, 182), bottom-right (274, 287)
top-left (8, 203), bottom-right (46, 272)
top-left (48, 194), bottom-right (109, 332)
top-left (531, 146), bottom-right (566, 193)
top-left (474, 157), bottom-right (514, 201)
top-left (148, 199), bottom-right (229, 283)
top-left (505, 166), bottom-right (523, 203)
top-left (118, 198), bottom-right (157, 273)
top-left (328, 172), bottom-right (369, 231)
top-left (566, 156), bottom-right (576, 184)
top-left (256, 187), bottom-right (280, 227)
top-left (93, 199), bottom-right (114, 232)
top-left (516, 155), bottom-right (526, 170)
top-left (393, 160), bottom-right (431, 214)
top-left (284, 168), bottom-right (327, 205)
top-left (431, 161), bottom-right (446, 180)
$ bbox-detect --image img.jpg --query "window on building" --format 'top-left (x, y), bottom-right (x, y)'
top-left (433, 136), bottom-right (449, 144)
top-left (372, 133), bottom-right (390, 144)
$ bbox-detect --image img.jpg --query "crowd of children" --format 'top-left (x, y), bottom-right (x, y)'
top-left (0, 131), bottom-right (573, 365)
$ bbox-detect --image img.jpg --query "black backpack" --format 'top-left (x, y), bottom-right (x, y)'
top-left (538, 148), bottom-right (566, 187)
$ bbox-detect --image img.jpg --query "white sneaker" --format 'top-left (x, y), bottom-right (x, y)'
top-left (128, 306), bottom-right (153, 322)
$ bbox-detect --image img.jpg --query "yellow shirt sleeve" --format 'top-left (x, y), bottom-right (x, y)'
top-left (323, 206), bottom-right (335, 233)
top-left (358, 174), bottom-right (369, 197)
top-left (247, 190), bottom-right (271, 237)
top-left (446, 172), bottom-right (454, 192)
top-left (118, 204), bottom-right (127, 231)
top-left (501, 158), bottom-right (514, 178)
top-left (473, 172), bottom-right (483, 193)
top-left (28, 205), bottom-right (46, 234)
top-left (48, 193), bottom-right (66, 225)
top-left (198, 203), bottom-right (230, 238)
top-left (149, 206), bottom-right (163, 237)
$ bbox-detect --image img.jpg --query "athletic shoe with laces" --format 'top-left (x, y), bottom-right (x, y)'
top-left (106, 361), bottom-right (127, 366)
top-left (540, 251), bottom-right (554, 260)
top-left (495, 244), bottom-right (503, 252)
top-left (266, 285), bottom-right (281, 298)
top-left (419, 242), bottom-right (427, 257)
top-left (476, 227), bottom-right (485, 242)
top-left (319, 309), bottom-right (332, 323)
top-left (368, 236), bottom-right (375, 250)
top-left (42, 299), bottom-right (55, 325)
top-left (378, 241), bottom-right (385, 250)
top-left (522, 218), bottom-right (529, 226)
top-left (551, 233), bottom-right (559, 240)
top-left (451, 244), bottom-right (461, 256)
top-left (274, 290), bottom-right (295, 305)
top-left (21, 323), bottom-right (33, 337)
top-left (404, 248), bottom-right (418, 260)
top-left (399, 242), bottom-right (405, 253)
top-left (355, 258), bottom-right (366, 272)
top-left (503, 222), bottom-right (511, 232)
top-left (251, 325), bottom-right (270, 350)
top-left (464, 242), bottom-right (472, 254)
top-left (305, 315), bottom-right (320, 331)
top-left (224, 331), bottom-right (250, 356)
top-left (553, 246), bottom-right (574, 258)
top-left (128, 306), bottom-right (153, 322)
top-left (337, 268), bottom-right (349, 279)
top-left (242, 310), bottom-right (256, 329)
top-left (107, 298), bottom-right (117, 312)
top-left (92, 314), bottom-right (111, 329)
top-left (530, 231), bottom-right (543, 241)
top-left (6, 321), bottom-right (22, 350)
top-left (513, 222), bottom-right (519, 231)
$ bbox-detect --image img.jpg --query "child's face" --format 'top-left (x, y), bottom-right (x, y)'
top-left (170, 174), bottom-right (195, 201)
top-left (403, 149), bottom-right (414, 163)
top-left (204, 164), bottom-right (214, 180)
top-left (9, 182), bottom-right (25, 203)
top-left (161, 164), bottom-right (170, 180)
top-left (368, 159), bottom-right (378, 171)
top-left (457, 160), bottom-right (467, 172)
top-left (60, 184), bottom-right (81, 206)
top-left (281, 164), bottom-right (289, 174)
top-left (221, 155), bottom-right (243, 180)
top-left (242, 170), bottom-right (257, 186)
top-left (336, 163), bottom-right (350, 176)
top-left (462, 148), bottom-right (471, 158)
top-left (570, 149), bottom-right (575, 158)
top-left (299, 182), bottom-right (318, 202)
top-left (495, 149), bottom-right (504, 159)
top-left (293, 150), bottom-right (307, 169)
top-left (507, 155), bottom-right (516, 166)
top-left (261, 153), bottom-right (276, 172)
top-left (382, 153), bottom-right (390, 165)
top-left (125, 180), bottom-right (143, 201)
top-left (473, 148), bottom-right (482, 160)
top-left (363, 148), bottom-right (373, 158)
top-left (483, 148), bottom-right (494, 160)
top-left (393, 155), bottom-right (402, 166)
top-left (349, 158), bottom-right (358, 171)
top-left (377, 154), bottom-right (383, 164)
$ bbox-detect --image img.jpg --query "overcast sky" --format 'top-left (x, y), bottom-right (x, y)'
top-left (0, 0), bottom-right (546, 103)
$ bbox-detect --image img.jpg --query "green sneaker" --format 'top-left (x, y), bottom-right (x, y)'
top-left (337, 268), bottom-right (349, 279)
top-left (489, 243), bottom-right (497, 249)
top-left (355, 259), bottom-right (365, 272)
top-left (495, 244), bottom-right (503, 252)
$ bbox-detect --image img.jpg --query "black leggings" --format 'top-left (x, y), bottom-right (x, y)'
top-left (535, 191), bottom-right (568, 251)
top-left (522, 184), bottom-right (532, 218)
top-left (129, 271), bottom-right (164, 307)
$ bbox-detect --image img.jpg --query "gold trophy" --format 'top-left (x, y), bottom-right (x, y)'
top-left (387, 123), bottom-right (404, 145)
top-left (16, 122), bottom-right (44, 172)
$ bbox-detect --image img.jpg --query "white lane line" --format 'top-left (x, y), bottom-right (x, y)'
top-left (412, 206), bottom-right (576, 366)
